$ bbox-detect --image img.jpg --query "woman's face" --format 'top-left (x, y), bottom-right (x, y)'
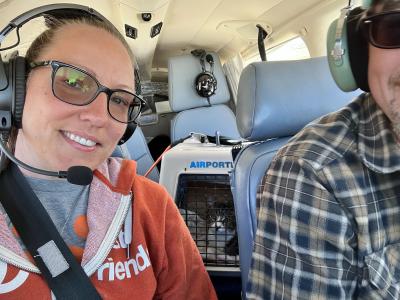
top-left (15, 23), bottom-right (134, 175)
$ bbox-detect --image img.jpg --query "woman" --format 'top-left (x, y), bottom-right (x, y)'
top-left (0, 13), bottom-right (217, 299)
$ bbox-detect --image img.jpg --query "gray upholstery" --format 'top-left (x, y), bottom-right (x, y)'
top-left (168, 52), bottom-right (241, 142)
top-left (112, 126), bottom-right (159, 182)
top-left (237, 57), bottom-right (357, 141)
top-left (170, 104), bottom-right (240, 142)
top-left (231, 57), bottom-right (360, 297)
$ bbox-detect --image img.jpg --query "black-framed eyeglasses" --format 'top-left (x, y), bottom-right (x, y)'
top-left (29, 60), bottom-right (146, 124)
top-left (361, 10), bottom-right (400, 49)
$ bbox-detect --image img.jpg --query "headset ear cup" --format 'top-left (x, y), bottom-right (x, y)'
top-left (347, 8), bottom-right (369, 91)
top-left (13, 56), bottom-right (26, 129)
top-left (193, 52), bottom-right (217, 98)
top-left (194, 72), bottom-right (217, 97)
top-left (327, 7), bottom-right (368, 92)
top-left (195, 72), bottom-right (208, 97)
top-left (327, 19), bottom-right (358, 92)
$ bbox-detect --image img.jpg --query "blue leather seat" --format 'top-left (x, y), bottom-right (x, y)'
top-left (113, 126), bottom-right (159, 182)
top-left (168, 52), bottom-right (241, 142)
top-left (230, 57), bottom-right (360, 297)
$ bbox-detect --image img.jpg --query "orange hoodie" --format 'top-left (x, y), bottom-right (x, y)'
top-left (0, 158), bottom-right (217, 299)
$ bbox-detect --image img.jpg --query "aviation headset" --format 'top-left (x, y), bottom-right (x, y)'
top-left (191, 49), bottom-right (218, 99)
top-left (0, 4), bottom-right (140, 145)
top-left (326, 0), bottom-right (373, 92)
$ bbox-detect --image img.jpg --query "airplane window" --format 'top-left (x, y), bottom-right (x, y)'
top-left (244, 36), bottom-right (310, 66)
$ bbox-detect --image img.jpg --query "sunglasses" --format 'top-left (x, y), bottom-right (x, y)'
top-left (29, 60), bottom-right (146, 124)
top-left (361, 10), bottom-right (400, 49)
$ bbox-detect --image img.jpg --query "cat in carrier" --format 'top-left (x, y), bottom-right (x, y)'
top-left (205, 200), bottom-right (239, 260)
top-left (179, 189), bottom-right (239, 265)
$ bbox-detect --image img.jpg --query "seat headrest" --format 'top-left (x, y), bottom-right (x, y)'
top-left (168, 52), bottom-right (230, 112)
top-left (236, 57), bottom-right (360, 141)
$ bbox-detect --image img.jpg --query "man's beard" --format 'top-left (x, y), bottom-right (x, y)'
top-left (392, 122), bottom-right (400, 144)
top-left (387, 73), bottom-right (400, 143)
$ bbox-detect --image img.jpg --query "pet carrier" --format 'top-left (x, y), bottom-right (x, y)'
top-left (159, 133), bottom-right (240, 273)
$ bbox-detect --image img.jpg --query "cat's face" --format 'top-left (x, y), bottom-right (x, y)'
top-left (207, 200), bottom-right (236, 230)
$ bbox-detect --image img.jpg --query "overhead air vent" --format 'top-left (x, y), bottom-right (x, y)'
top-left (125, 24), bottom-right (137, 39)
top-left (150, 22), bottom-right (163, 38)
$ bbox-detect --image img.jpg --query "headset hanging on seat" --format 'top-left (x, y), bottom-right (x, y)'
top-left (191, 49), bottom-right (218, 106)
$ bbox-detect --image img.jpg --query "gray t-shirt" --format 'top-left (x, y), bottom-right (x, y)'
top-left (2, 176), bottom-right (90, 261)
top-left (26, 176), bottom-right (90, 250)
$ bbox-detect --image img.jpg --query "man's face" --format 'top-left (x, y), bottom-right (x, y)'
top-left (368, 46), bottom-right (400, 129)
top-left (368, 4), bottom-right (400, 133)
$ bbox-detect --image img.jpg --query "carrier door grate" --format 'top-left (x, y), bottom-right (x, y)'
top-left (176, 174), bottom-right (239, 267)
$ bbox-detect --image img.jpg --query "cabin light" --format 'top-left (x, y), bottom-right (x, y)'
top-left (141, 13), bottom-right (152, 22)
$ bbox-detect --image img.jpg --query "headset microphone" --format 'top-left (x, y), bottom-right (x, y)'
top-left (0, 139), bottom-right (93, 185)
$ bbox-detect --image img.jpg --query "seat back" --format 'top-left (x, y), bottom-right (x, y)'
top-left (113, 126), bottom-right (159, 182)
top-left (168, 52), bottom-right (241, 142)
top-left (231, 57), bottom-right (360, 296)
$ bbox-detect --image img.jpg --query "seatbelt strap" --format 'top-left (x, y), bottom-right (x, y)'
top-left (0, 163), bottom-right (101, 300)
top-left (118, 144), bottom-right (132, 160)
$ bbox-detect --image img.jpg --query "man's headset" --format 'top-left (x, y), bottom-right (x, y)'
top-left (191, 49), bottom-right (218, 99)
top-left (0, 4), bottom-right (141, 185)
top-left (326, 0), bottom-right (372, 92)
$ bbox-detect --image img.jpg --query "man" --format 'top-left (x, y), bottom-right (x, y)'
top-left (247, 0), bottom-right (400, 298)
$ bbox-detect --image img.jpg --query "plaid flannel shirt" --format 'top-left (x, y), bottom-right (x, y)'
top-left (247, 93), bottom-right (400, 299)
